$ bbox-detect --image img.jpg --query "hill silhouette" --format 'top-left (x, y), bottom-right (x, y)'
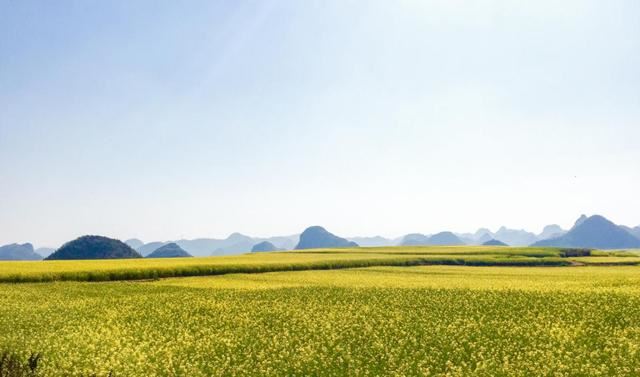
top-left (347, 236), bottom-right (395, 247)
top-left (401, 232), bottom-right (465, 246)
top-left (475, 233), bottom-right (493, 245)
top-left (46, 236), bottom-right (142, 260)
top-left (494, 227), bottom-right (537, 246)
top-left (211, 233), bottom-right (256, 255)
top-left (537, 225), bottom-right (566, 241)
top-left (251, 241), bottom-right (279, 252)
top-left (400, 233), bottom-right (431, 246)
top-left (125, 238), bottom-right (144, 249)
top-left (137, 241), bottom-right (167, 256)
top-left (428, 232), bottom-right (466, 245)
top-left (573, 214), bottom-right (588, 228)
top-left (134, 233), bottom-right (299, 257)
top-left (35, 247), bottom-right (55, 258)
top-left (146, 243), bottom-right (192, 258)
top-left (532, 215), bottom-right (640, 249)
top-left (621, 226), bottom-right (640, 240)
top-left (0, 243), bottom-right (42, 260)
top-left (483, 239), bottom-right (508, 246)
top-left (295, 226), bottom-right (358, 250)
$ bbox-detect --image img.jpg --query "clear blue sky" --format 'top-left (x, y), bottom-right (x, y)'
top-left (1, 1), bottom-right (639, 247)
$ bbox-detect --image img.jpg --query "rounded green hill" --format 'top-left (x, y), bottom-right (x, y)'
top-left (46, 235), bottom-right (142, 260)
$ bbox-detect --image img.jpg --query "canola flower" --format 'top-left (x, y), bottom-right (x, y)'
top-left (3, 245), bottom-right (631, 283)
top-left (1, 264), bottom-right (640, 376)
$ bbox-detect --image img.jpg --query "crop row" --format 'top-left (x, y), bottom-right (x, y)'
top-left (0, 253), bottom-right (571, 283)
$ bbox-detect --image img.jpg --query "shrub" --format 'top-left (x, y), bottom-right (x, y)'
top-left (559, 248), bottom-right (592, 257)
top-left (0, 351), bottom-right (40, 377)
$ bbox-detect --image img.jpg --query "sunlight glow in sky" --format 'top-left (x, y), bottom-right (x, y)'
top-left (1, 1), bottom-right (639, 246)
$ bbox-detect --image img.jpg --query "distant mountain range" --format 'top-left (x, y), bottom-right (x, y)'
top-left (456, 224), bottom-right (567, 246)
top-left (532, 215), bottom-right (640, 249)
top-left (483, 239), bottom-right (508, 246)
top-left (482, 240), bottom-right (509, 246)
top-left (251, 241), bottom-right (280, 252)
top-left (401, 232), bottom-right (465, 246)
top-left (494, 227), bottom-right (538, 246)
top-left (35, 247), bottom-right (56, 258)
top-left (621, 226), bottom-right (640, 240)
top-left (130, 233), bottom-right (300, 257)
top-left (146, 243), bottom-right (192, 258)
top-left (295, 226), bottom-right (358, 250)
top-left (0, 243), bottom-right (42, 260)
top-left (346, 236), bottom-right (404, 247)
top-left (2, 214), bottom-right (639, 260)
top-left (124, 239), bottom-right (144, 250)
top-left (135, 241), bottom-right (167, 256)
top-left (127, 215), bottom-right (637, 253)
top-left (400, 233), bottom-right (431, 246)
top-left (367, 215), bottom-right (639, 250)
top-left (537, 225), bottom-right (567, 241)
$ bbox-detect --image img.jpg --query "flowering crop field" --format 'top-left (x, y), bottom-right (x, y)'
top-left (2, 255), bottom-right (640, 376)
top-left (3, 245), bottom-right (634, 283)
top-left (0, 249), bottom-right (555, 283)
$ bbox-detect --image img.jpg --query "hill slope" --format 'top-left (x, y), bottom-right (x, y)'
top-left (137, 242), bottom-right (168, 256)
top-left (136, 234), bottom-right (299, 257)
top-left (400, 233), bottom-right (431, 246)
top-left (494, 227), bottom-right (537, 246)
top-left (621, 226), bottom-right (640, 240)
top-left (483, 239), bottom-right (508, 246)
top-left (532, 215), bottom-right (640, 249)
top-left (147, 243), bottom-right (192, 258)
top-left (47, 236), bottom-right (142, 260)
top-left (537, 225), bottom-right (566, 241)
top-left (428, 232), bottom-right (466, 246)
top-left (125, 239), bottom-right (144, 249)
top-left (0, 243), bottom-right (42, 260)
top-left (401, 232), bottom-right (465, 246)
top-left (35, 247), bottom-right (55, 258)
top-left (347, 236), bottom-right (395, 247)
top-left (295, 226), bottom-right (359, 250)
top-left (251, 241), bottom-right (279, 252)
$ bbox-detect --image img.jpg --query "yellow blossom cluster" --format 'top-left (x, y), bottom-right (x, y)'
top-left (1, 263), bottom-right (640, 376)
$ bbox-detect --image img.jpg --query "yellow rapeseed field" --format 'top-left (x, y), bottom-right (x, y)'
top-left (0, 246), bottom-right (612, 283)
top-left (1, 250), bottom-right (640, 376)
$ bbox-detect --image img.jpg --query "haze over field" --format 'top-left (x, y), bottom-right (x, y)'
top-left (3, 3), bottom-right (640, 376)
top-left (1, 1), bottom-right (639, 247)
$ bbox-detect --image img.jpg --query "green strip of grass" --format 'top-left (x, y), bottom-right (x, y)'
top-left (0, 255), bottom-right (571, 284)
top-left (289, 246), bottom-right (565, 258)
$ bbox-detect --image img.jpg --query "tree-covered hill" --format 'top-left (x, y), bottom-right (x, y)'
top-left (46, 236), bottom-right (142, 260)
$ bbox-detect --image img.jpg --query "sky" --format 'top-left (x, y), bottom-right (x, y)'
top-left (1, 0), bottom-right (639, 247)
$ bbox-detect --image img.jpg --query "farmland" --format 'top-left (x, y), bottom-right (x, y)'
top-left (1, 247), bottom-right (640, 376)
top-left (0, 246), bottom-right (610, 283)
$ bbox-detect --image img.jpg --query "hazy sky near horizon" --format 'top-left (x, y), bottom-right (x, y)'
top-left (1, 1), bottom-right (639, 247)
